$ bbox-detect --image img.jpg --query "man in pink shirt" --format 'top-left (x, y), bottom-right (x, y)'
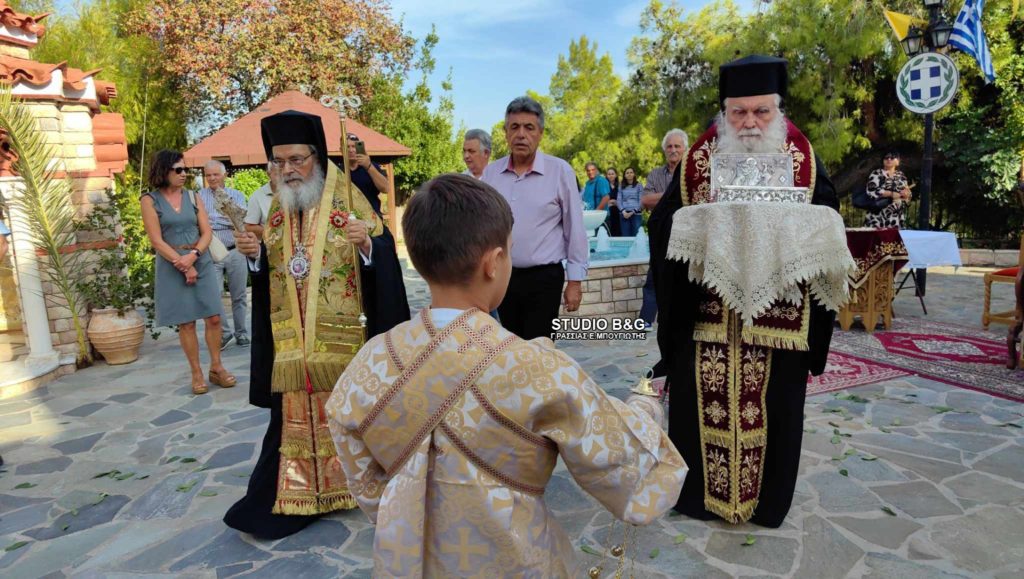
top-left (482, 96), bottom-right (588, 340)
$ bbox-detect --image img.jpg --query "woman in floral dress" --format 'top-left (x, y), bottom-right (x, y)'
top-left (864, 151), bottom-right (912, 229)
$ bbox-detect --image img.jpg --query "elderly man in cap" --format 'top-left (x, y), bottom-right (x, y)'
top-left (225, 110), bottom-right (409, 539)
top-left (648, 55), bottom-right (843, 528)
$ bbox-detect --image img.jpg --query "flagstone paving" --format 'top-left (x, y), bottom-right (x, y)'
top-left (0, 261), bottom-right (1021, 578)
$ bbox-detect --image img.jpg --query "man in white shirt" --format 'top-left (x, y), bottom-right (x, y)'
top-left (461, 128), bottom-right (491, 179)
top-left (244, 163), bottom-right (276, 239)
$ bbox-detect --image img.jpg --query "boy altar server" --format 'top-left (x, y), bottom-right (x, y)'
top-left (327, 174), bottom-right (686, 577)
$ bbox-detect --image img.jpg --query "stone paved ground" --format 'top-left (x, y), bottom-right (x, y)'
top-left (0, 258), bottom-right (1021, 578)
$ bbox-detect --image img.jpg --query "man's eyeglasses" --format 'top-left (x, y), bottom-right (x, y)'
top-left (270, 152), bottom-right (314, 169)
top-left (172, 167), bottom-right (189, 174)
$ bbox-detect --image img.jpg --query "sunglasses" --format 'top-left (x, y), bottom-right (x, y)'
top-left (171, 167), bottom-right (189, 174)
top-left (883, 155), bottom-right (898, 160)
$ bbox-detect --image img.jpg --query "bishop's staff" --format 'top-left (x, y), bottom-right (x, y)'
top-left (320, 90), bottom-right (368, 339)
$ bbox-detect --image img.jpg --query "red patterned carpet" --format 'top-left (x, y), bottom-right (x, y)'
top-left (807, 351), bottom-right (911, 396)
top-left (826, 318), bottom-right (1024, 402)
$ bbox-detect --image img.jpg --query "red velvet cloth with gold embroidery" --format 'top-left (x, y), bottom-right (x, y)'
top-left (844, 227), bottom-right (908, 289)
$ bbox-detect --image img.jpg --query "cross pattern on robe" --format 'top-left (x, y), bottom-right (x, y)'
top-left (908, 65), bottom-right (943, 101)
top-left (379, 526), bottom-right (419, 571)
top-left (441, 527), bottom-right (490, 572)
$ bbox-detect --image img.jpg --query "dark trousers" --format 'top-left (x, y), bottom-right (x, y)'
top-left (499, 264), bottom-right (564, 340)
top-left (640, 268), bottom-right (657, 324)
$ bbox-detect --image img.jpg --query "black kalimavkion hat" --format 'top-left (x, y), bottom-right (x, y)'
top-left (719, 55), bottom-right (789, 109)
top-left (260, 110), bottom-right (329, 169)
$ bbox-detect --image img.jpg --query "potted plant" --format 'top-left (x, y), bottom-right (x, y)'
top-left (77, 202), bottom-right (149, 364)
top-left (78, 245), bottom-right (148, 364)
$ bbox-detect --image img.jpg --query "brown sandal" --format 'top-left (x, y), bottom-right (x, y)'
top-left (208, 368), bottom-right (237, 388)
top-left (192, 377), bottom-right (209, 395)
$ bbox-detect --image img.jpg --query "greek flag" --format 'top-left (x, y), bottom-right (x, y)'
top-left (949, 0), bottom-right (995, 83)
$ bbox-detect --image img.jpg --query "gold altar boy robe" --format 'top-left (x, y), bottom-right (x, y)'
top-left (327, 308), bottom-right (686, 577)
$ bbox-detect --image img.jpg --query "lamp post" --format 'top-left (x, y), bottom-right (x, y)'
top-left (899, 0), bottom-right (954, 295)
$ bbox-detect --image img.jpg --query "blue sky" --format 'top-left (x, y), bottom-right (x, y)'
top-left (388, 0), bottom-right (739, 133)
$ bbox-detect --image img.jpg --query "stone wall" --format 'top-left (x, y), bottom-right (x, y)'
top-left (562, 263), bottom-right (649, 319)
top-left (25, 101), bottom-right (112, 372)
top-left (959, 249), bottom-right (1021, 268)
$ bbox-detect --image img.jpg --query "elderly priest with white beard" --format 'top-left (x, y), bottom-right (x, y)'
top-left (224, 110), bottom-right (410, 539)
top-left (648, 55), bottom-right (853, 528)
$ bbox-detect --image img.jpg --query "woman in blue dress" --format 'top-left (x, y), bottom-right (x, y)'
top-left (141, 150), bottom-right (236, 395)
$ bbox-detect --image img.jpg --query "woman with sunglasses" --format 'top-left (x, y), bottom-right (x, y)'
top-left (863, 151), bottom-right (912, 229)
top-left (140, 150), bottom-right (236, 395)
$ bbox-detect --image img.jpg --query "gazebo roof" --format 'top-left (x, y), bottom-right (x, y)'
top-left (183, 90), bottom-right (411, 168)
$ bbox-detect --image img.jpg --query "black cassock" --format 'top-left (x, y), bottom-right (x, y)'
top-left (224, 200), bottom-right (411, 539)
top-left (648, 159), bottom-right (839, 528)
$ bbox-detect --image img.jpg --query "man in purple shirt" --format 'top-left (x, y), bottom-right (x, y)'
top-left (482, 96), bottom-right (588, 340)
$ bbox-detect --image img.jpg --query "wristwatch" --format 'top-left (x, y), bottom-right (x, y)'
top-left (191, 248), bottom-right (201, 258)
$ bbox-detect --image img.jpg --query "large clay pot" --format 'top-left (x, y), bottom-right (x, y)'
top-left (87, 308), bottom-right (145, 364)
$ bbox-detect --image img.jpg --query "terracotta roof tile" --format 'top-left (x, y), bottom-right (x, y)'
top-left (95, 80), bottom-right (116, 105)
top-left (184, 90), bottom-right (411, 167)
top-left (0, 56), bottom-right (100, 91)
top-left (0, 3), bottom-right (49, 38)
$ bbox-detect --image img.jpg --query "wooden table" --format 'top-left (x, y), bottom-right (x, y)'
top-left (839, 228), bottom-right (908, 333)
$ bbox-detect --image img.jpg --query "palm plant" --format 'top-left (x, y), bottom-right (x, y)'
top-left (0, 86), bottom-right (91, 366)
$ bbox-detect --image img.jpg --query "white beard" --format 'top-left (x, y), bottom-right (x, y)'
top-left (276, 165), bottom-right (326, 213)
top-left (715, 111), bottom-right (789, 154)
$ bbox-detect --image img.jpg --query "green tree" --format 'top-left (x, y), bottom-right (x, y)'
top-left (125, 0), bottom-right (415, 134)
top-left (360, 27), bottom-right (462, 199)
top-left (227, 168), bottom-right (269, 198)
top-left (537, 37), bottom-right (663, 180)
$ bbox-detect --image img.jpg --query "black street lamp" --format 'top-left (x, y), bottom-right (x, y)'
top-left (899, 0), bottom-right (954, 295)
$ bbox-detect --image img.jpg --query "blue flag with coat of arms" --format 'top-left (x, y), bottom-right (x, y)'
top-left (949, 0), bottom-right (996, 83)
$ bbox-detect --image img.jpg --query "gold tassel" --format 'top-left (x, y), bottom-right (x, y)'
top-left (271, 350), bottom-right (307, 393)
top-left (704, 497), bottom-right (736, 522)
top-left (319, 491), bottom-right (359, 511)
top-left (273, 497), bottom-right (322, 516)
top-left (306, 353), bottom-right (353, 392)
top-left (702, 430), bottom-right (732, 448)
top-left (272, 493), bottom-right (359, 515)
top-left (735, 500), bottom-right (758, 523)
top-left (693, 328), bottom-right (728, 344)
top-left (316, 431), bottom-right (337, 458)
top-left (740, 330), bottom-right (808, 352)
top-left (279, 440), bottom-right (314, 459)
top-left (704, 497), bottom-right (758, 524)
top-left (739, 432), bottom-right (768, 447)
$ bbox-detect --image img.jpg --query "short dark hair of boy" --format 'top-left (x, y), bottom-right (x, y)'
top-left (148, 149), bottom-right (184, 189)
top-left (403, 174), bottom-right (513, 286)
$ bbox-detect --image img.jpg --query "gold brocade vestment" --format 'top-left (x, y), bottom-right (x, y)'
top-left (326, 309), bottom-right (686, 577)
top-left (262, 162), bottom-right (381, 515)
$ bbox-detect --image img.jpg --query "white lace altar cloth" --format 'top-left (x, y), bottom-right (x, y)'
top-left (666, 202), bottom-right (856, 324)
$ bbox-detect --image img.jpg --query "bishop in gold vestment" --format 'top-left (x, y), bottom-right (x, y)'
top-left (225, 110), bottom-right (410, 539)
